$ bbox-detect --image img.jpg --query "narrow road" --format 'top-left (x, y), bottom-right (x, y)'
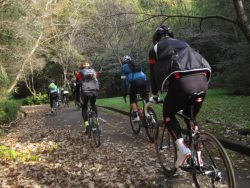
top-left (47, 105), bottom-right (250, 188)
top-left (1, 105), bottom-right (249, 187)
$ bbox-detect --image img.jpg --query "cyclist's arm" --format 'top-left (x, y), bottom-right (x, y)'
top-left (148, 46), bottom-right (159, 95)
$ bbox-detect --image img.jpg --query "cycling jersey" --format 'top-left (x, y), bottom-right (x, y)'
top-left (120, 63), bottom-right (147, 87)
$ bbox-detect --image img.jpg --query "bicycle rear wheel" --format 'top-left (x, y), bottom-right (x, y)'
top-left (90, 111), bottom-right (101, 147)
top-left (154, 120), bottom-right (176, 176)
top-left (145, 107), bottom-right (157, 142)
top-left (192, 132), bottom-right (236, 188)
top-left (129, 108), bottom-right (141, 134)
top-left (52, 100), bottom-right (58, 116)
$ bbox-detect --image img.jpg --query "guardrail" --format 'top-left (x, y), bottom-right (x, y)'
top-left (98, 105), bottom-right (250, 156)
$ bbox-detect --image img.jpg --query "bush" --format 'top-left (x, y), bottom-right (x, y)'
top-left (22, 93), bottom-right (49, 105)
top-left (0, 100), bottom-right (22, 124)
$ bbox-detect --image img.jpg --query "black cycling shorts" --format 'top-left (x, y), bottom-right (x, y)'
top-left (129, 79), bottom-right (149, 104)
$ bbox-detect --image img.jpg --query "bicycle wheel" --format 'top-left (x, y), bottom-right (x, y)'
top-left (192, 132), bottom-right (236, 188)
top-left (129, 108), bottom-right (141, 134)
top-left (145, 107), bottom-right (157, 142)
top-left (52, 100), bottom-right (58, 116)
top-left (90, 111), bottom-right (101, 147)
top-left (154, 120), bottom-right (176, 176)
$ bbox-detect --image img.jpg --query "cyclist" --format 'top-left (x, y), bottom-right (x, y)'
top-left (148, 25), bottom-right (211, 168)
top-left (61, 85), bottom-right (69, 106)
top-left (47, 80), bottom-right (59, 113)
top-left (120, 55), bottom-right (150, 122)
top-left (77, 63), bottom-right (99, 134)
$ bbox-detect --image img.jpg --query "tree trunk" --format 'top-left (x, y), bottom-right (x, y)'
top-left (7, 33), bottom-right (43, 94)
top-left (233, 0), bottom-right (250, 43)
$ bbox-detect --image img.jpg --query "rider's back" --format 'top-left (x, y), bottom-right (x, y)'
top-left (80, 68), bottom-right (99, 93)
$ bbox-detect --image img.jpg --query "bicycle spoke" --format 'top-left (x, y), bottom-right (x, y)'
top-left (192, 133), bottom-right (236, 188)
top-left (155, 120), bottom-right (176, 176)
top-left (129, 108), bottom-right (141, 134)
top-left (145, 107), bottom-right (157, 142)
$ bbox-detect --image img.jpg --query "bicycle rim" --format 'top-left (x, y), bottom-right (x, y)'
top-left (154, 120), bottom-right (176, 176)
top-left (129, 108), bottom-right (140, 134)
top-left (90, 112), bottom-right (101, 147)
top-left (145, 107), bottom-right (157, 142)
top-left (192, 132), bottom-right (236, 188)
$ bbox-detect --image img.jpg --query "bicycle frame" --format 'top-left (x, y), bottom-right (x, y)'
top-left (177, 103), bottom-right (229, 184)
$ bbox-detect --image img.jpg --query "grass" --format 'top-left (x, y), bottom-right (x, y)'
top-left (96, 89), bottom-right (250, 130)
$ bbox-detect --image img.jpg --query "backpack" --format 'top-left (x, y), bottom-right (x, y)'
top-left (154, 46), bottom-right (211, 91)
top-left (128, 60), bottom-right (142, 73)
top-left (80, 68), bottom-right (99, 92)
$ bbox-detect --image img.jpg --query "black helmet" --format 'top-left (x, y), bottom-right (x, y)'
top-left (153, 25), bottom-right (174, 44)
top-left (121, 55), bottom-right (132, 64)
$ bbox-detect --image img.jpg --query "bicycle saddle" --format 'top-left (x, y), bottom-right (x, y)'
top-left (188, 91), bottom-right (205, 105)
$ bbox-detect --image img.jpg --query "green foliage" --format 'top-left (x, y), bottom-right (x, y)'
top-left (211, 42), bottom-right (250, 95)
top-left (0, 99), bottom-right (22, 124)
top-left (22, 93), bottom-right (49, 105)
top-left (0, 145), bottom-right (39, 162)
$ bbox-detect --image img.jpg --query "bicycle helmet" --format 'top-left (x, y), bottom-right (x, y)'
top-left (121, 55), bottom-right (132, 64)
top-left (50, 79), bottom-right (55, 83)
top-left (153, 25), bottom-right (174, 44)
top-left (81, 62), bottom-right (90, 69)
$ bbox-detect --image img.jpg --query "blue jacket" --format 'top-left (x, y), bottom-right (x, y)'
top-left (120, 63), bottom-right (147, 87)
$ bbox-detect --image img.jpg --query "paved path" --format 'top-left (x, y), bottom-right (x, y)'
top-left (46, 105), bottom-right (250, 188)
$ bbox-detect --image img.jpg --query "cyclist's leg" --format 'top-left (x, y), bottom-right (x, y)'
top-left (140, 79), bottom-right (150, 103)
top-left (129, 82), bottom-right (140, 121)
top-left (49, 94), bottom-right (53, 109)
top-left (81, 93), bottom-right (90, 133)
top-left (90, 94), bottom-right (97, 115)
top-left (163, 89), bottom-right (191, 168)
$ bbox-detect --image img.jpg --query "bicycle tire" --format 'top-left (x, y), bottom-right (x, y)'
top-left (192, 132), bottom-right (236, 188)
top-left (145, 107), bottom-right (157, 142)
top-left (53, 100), bottom-right (58, 116)
top-left (129, 108), bottom-right (141, 134)
top-left (90, 111), bottom-right (101, 147)
top-left (154, 120), bottom-right (176, 176)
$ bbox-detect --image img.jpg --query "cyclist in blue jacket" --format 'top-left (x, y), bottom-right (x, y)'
top-left (120, 55), bottom-right (150, 122)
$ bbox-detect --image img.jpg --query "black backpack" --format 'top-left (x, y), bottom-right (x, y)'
top-left (128, 60), bottom-right (142, 73)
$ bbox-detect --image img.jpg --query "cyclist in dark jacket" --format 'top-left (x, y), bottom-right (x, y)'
top-left (77, 62), bottom-right (99, 134)
top-left (120, 55), bottom-right (149, 122)
top-left (148, 25), bottom-right (211, 168)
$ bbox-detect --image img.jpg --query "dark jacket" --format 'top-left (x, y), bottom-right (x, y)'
top-left (148, 37), bottom-right (211, 94)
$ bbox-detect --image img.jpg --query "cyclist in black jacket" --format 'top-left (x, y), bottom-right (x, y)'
top-left (148, 25), bottom-right (211, 168)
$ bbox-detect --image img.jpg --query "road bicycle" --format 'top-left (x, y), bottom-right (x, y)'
top-left (87, 105), bottom-right (101, 147)
top-left (129, 94), bottom-right (157, 142)
top-left (154, 91), bottom-right (236, 188)
top-left (62, 92), bottom-right (69, 107)
top-left (50, 92), bottom-right (59, 116)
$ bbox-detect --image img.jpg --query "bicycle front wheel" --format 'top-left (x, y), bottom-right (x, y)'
top-left (192, 132), bottom-right (236, 188)
top-left (154, 120), bottom-right (176, 176)
top-left (129, 108), bottom-right (140, 134)
top-left (145, 107), bottom-right (157, 142)
top-left (90, 112), bottom-right (101, 147)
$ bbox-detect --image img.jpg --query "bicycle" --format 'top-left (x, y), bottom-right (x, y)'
top-left (62, 92), bottom-right (69, 107)
top-left (87, 105), bottom-right (101, 147)
top-left (129, 94), bottom-right (157, 142)
top-left (154, 91), bottom-right (236, 188)
top-left (51, 93), bottom-right (59, 116)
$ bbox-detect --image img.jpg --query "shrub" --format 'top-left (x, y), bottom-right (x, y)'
top-left (0, 100), bottom-right (21, 124)
top-left (22, 93), bottom-right (49, 105)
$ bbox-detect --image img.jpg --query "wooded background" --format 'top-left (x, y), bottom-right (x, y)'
top-left (0, 0), bottom-right (249, 98)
